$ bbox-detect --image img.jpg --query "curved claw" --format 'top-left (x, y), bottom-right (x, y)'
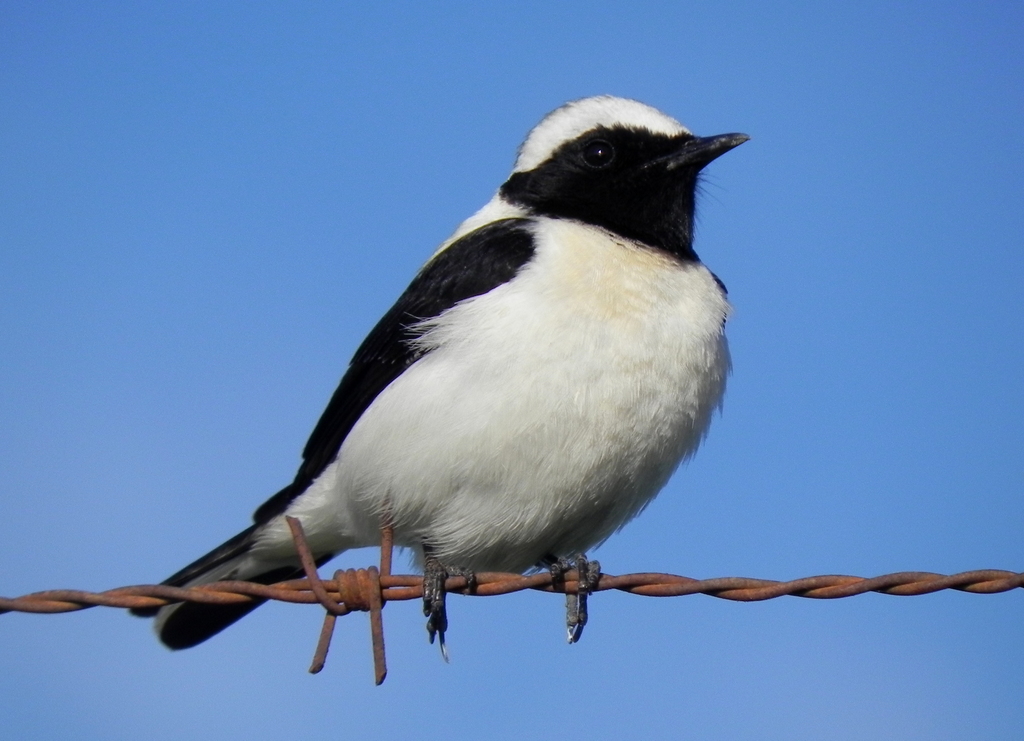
top-left (422, 556), bottom-right (476, 662)
top-left (547, 553), bottom-right (601, 643)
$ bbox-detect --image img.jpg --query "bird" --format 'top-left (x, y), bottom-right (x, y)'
top-left (133, 95), bottom-right (748, 651)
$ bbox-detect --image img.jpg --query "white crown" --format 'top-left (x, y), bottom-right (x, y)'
top-left (513, 96), bottom-right (689, 173)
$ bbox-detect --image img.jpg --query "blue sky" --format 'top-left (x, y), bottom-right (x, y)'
top-left (2, 3), bottom-right (1022, 739)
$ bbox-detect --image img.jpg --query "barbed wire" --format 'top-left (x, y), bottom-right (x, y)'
top-left (2, 516), bottom-right (1021, 685)
top-left (5, 568), bottom-right (1023, 614)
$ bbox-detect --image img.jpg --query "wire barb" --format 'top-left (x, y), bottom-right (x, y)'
top-left (285, 515), bottom-right (388, 684)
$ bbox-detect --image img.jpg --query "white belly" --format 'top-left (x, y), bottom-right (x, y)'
top-left (275, 219), bottom-right (731, 572)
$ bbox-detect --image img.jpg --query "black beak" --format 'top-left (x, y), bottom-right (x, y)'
top-left (665, 132), bottom-right (750, 171)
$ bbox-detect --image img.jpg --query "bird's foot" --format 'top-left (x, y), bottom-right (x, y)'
top-left (547, 553), bottom-right (601, 643)
top-left (422, 556), bottom-right (477, 662)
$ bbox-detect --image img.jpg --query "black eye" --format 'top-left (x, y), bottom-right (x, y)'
top-left (581, 139), bottom-right (615, 168)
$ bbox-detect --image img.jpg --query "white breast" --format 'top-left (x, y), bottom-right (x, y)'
top-left (282, 218), bottom-right (731, 572)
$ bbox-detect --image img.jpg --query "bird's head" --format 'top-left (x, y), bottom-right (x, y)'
top-left (499, 96), bottom-right (748, 261)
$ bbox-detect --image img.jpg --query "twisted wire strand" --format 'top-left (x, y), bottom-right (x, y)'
top-left (4, 518), bottom-right (1019, 686)
top-left (3, 568), bottom-right (1022, 616)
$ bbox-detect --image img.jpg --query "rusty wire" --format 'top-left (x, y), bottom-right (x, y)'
top-left (2, 516), bottom-right (1021, 685)
top-left (5, 567), bottom-right (1023, 614)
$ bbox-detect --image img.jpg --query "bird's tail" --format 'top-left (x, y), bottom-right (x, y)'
top-left (130, 524), bottom-right (309, 650)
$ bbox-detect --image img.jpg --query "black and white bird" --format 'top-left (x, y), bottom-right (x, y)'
top-left (134, 95), bottom-right (748, 651)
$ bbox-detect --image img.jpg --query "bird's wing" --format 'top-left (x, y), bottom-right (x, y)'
top-left (252, 217), bottom-right (536, 523)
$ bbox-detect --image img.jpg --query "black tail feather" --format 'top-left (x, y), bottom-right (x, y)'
top-left (130, 524), bottom-right (262, 619)
top-left (132, 521), bottom-right (338, 649)
top-left (156, 565), bottom-right (303, 650)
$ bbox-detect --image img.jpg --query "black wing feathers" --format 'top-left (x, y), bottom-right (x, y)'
top-left (252, 217), bottom-right (536, 524)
